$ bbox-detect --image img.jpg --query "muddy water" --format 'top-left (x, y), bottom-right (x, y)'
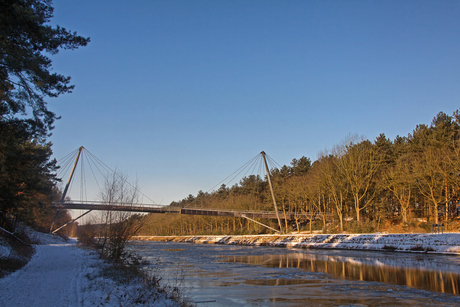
top-left (130, 241), bottom-right (460, 306)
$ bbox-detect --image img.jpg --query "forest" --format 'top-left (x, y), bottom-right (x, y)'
top-left (140, 110), bottom-right (460, 236)
top-left (0, 0), bottom-right (88, 235)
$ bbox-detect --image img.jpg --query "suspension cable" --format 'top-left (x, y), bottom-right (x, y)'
top-left (85, 153), bottom-right (102, 196)
top-left (83, 148), bottom-right (158, 205)
top-left (56, 148), bottom-right (80, 179)
top-left (205, 153), bottom-right (261, 193)
top-left (56, 147), bottom-right (282, 211)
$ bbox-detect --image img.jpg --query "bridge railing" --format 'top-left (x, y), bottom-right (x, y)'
top-left (180, 207), bottom-right (332, 219)
top-left (51, 201), bottom-right (330, 218)
top-left (180, 207), bottom-right (329, 217)
top-left (52, 200), bottom-right (164, 208)
top-left (182, 207), bottom-right (282, 214)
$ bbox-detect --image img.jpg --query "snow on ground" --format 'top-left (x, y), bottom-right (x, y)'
top-left (0, 229), bottom-right (183, 307)
top-left (0, 236), bottom-right (12, 259)
top-left (136, 232), bottom-right (460, 254)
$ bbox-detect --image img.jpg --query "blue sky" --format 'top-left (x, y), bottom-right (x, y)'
top-left (48, 0), bottom-right (460, 205)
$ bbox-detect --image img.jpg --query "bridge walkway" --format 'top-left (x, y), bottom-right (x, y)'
top-left (51, 201), bottom-right (322, 220)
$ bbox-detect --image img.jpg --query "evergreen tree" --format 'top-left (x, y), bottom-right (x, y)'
top-left (0, 121), bottom-right (59, 223)
top-left (1, 0), bottom-right (90, 138)
top-left (290, 156), bottom-right (311, 175)
top-left (0, 0), bottom-right (88, 226)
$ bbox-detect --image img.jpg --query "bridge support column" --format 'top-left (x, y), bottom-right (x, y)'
top-left (50, 146), bottom-right (84, 233)
top-left (261, 151), bottom-right (283, 233)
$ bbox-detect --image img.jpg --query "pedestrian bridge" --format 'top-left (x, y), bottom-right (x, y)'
top-left (50, 147), bottom-right (321, 234)
top-left (51, 201), bottom-right (299, 220)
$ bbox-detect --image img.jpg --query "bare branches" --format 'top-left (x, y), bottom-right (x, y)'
top-left (96, 170), bottom-right (149, 263)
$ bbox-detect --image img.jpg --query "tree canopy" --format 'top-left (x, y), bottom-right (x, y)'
top-left (0, 0), bottom-right (89, 231)
top-left (0, 0), bottom-right (90, 138)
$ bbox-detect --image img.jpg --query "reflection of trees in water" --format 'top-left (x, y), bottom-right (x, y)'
top-left (222, 253), bottom-right (460, 295)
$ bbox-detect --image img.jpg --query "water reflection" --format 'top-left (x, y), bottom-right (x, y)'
top-left (220, 253), bottom-right (460, 295)
top-left (130, 242), bottom-right (460, 305)
top-left (245, 279), bottom-right (331, 286)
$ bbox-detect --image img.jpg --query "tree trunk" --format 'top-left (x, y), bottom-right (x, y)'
top-left (354, 194), bottom-right (361, 223)
top-left (338, 213), bottom-right (343, 232)
top-left (283, 208), bottom-right (288, 230)
top-left (294, 215), bottom-right (300, 234)
top-left (445, 181), bottom-right (449, 222)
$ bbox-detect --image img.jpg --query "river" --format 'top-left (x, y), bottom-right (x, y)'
top-left (129, 241), bottom-right (460, 306)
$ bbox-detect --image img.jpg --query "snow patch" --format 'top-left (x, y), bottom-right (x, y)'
top-left (0, 237), bottom-right (12, 258)
top-left (136, 233), bottom-right (460, 254)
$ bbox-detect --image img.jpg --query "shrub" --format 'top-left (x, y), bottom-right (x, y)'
top-left (382, 245), bottom-right (397, 251)
top-left (345, 220), bottom-right (376, 233)
top-left (77, 228), bottom-right (96, 247)
top-left (410, 245), bottom-right (435, 252)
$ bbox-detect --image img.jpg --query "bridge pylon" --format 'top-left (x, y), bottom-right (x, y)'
top-left (261, 151), bottom-right (283, 233)
top-left (50, 146), bottom-right (85, 233)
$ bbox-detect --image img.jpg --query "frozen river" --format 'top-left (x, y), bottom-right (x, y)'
top-left (129, 241), bottom-right (460, 306)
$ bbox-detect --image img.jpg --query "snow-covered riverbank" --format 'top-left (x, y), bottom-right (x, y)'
top-left (136, 233), bottom-right (460, 254)
top-left (0, 229), bottom-right (188, 306)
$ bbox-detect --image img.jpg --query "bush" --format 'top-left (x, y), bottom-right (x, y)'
top-left (91, 253), bottom-right (193, 306)
top-left (418, 221), bottom-right (431, 232)
top-left (409, 245), bottom-right (435, 252)
top-left (77, 228), bottom-right (96, 247)
top-left (345, 220), bottom-right (376, 233)
top-left (382, 245), bottom-right (397, 251)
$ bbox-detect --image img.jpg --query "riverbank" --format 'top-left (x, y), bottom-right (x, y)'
top-left (135, 232), bottom-right (460, 254)
top-left (0, 228), bottom-right (191, 306)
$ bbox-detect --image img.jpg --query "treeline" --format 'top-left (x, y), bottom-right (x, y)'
top-left (0, 0), bottom-right (88, 235)
top-left (141, 109), bottom-right (460, 235)
top-left (0, 121), bottom-right (72, 233)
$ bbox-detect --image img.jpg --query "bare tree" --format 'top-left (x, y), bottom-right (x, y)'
top-left (286, 176), bottom-right (306, 233)
top-left (96, 170), bottom-right (149, 263)
top-left (413, 147), bottom-right (449, 224)
top-left (318, 151), bottom-right (348, 232)
top-left (383, 153), bottom-right (414, 225)
top-left (335, 135), bottom-right (382, 223)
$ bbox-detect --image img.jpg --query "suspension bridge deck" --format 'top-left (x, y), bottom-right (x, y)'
top-left (52, 202), bottom-right (299, 220)
top-left (52, 202), bottom-right (179, 214)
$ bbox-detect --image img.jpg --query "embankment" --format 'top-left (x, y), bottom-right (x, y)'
top-left (134, 233), bottom-right (460, 254)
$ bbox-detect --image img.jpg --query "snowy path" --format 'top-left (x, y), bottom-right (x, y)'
top-left (0, 233), bottom-right (182, 307)
top-left (0, 241), bottom-right (91, 307)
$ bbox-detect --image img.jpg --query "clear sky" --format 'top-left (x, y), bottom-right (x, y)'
top-left (48, 0), bottom-right (460, 205)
